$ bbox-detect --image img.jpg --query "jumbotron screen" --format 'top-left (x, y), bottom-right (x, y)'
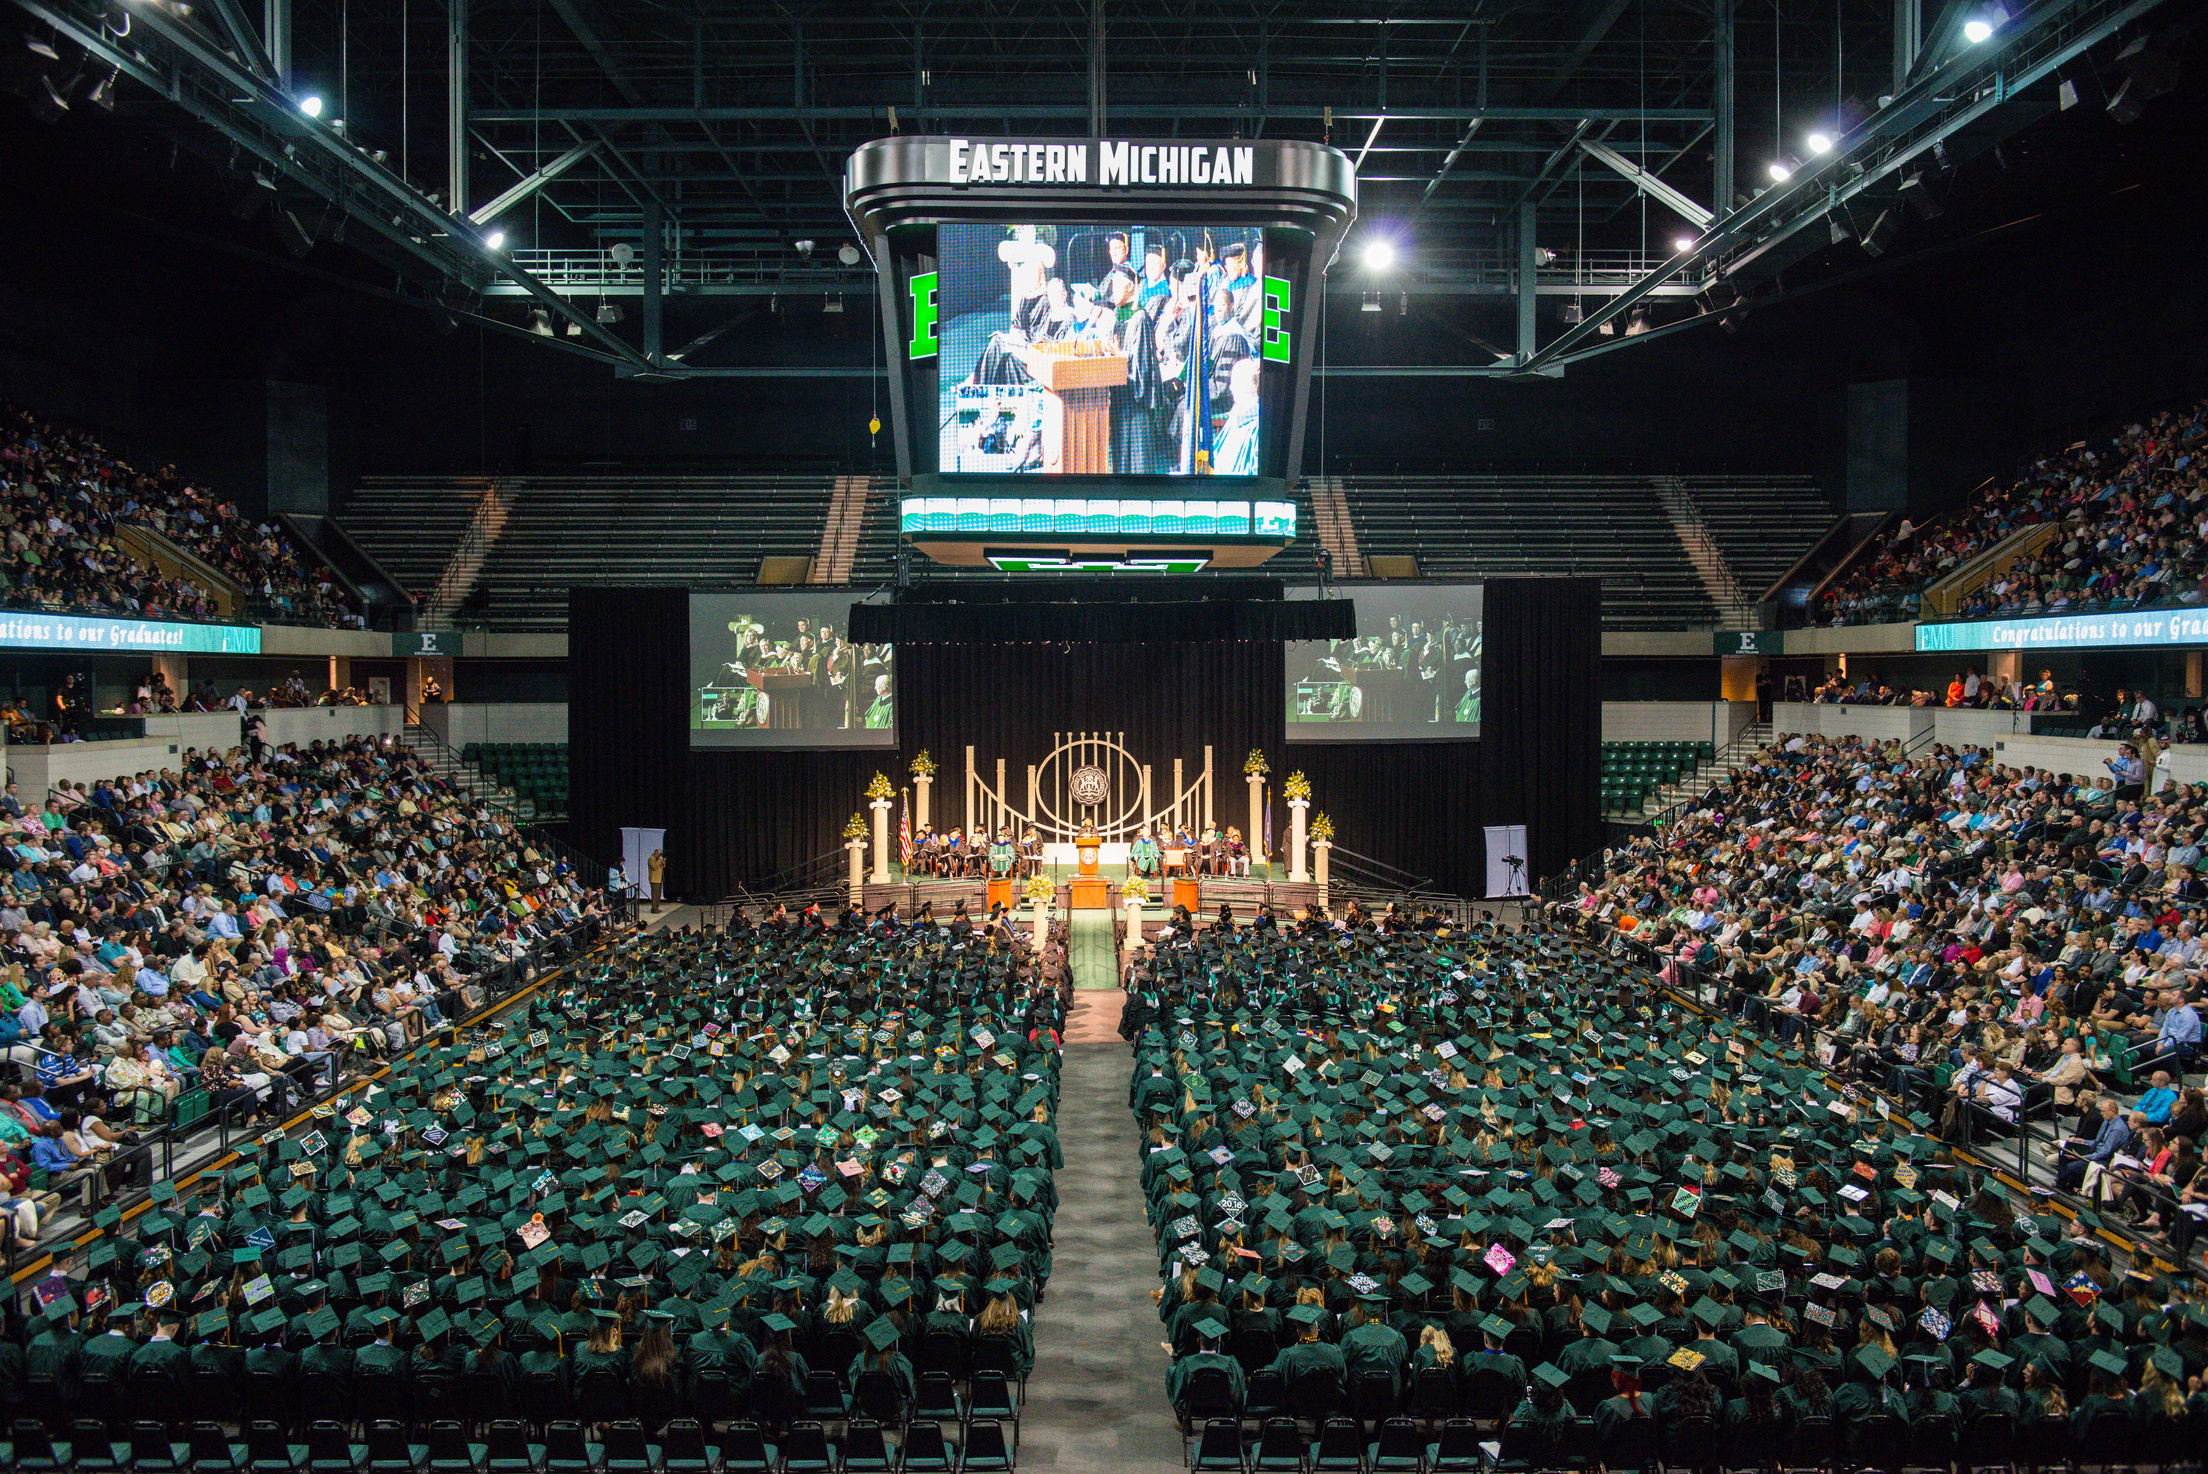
top-left (1285, 584), bottom-right (1483, 741)
top-left (689, 591), bottom-right (894, 749)
top-left (933, 222), bottom-right (1273, 477)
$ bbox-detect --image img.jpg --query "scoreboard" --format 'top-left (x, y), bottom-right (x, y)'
top-left (844, 135), bottom-right (1356, 568)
